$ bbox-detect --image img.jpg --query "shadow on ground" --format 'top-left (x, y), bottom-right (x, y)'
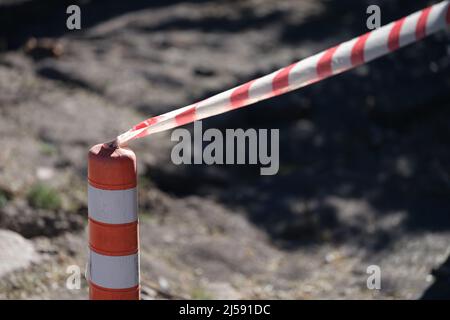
top-left (143, 0), bottom-right (450, 251)
top-left (422, 255), bottom-right (450, 299)
top-left (0, 0), bottom-right (211, 50)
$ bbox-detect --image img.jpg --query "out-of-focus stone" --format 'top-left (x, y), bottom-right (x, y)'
top-left (0, 229), bottom-right (38, 278)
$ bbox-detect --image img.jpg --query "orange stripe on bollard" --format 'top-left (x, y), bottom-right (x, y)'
top-left (89, 281), bottom-right (140, 300)
top-left (88, 144), bottom-right (137, 190)
top-left (89, 218), bottom-right (138, 256)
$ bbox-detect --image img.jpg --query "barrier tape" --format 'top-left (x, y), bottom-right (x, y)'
top-left (116, 1), bottom-right (450, 147)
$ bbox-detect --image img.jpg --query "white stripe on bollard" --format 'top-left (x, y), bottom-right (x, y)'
top-left (88, 185), bottom-right (137, 224)
top-left (89, 250), bottom-right (139, 289)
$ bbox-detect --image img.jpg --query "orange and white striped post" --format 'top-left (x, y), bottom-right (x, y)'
top-left (87, 143), bottom-right (140, 300)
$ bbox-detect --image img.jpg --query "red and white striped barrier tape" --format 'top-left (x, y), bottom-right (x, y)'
top-left (116, 1), bottom-right (450, 147)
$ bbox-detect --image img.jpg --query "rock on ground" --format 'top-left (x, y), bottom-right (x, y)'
top-left (0, 229), bottom-right (38, 278)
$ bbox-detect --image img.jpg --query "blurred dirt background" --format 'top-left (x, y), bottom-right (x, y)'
top-left (0, 0), bottom-right (449, 299)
